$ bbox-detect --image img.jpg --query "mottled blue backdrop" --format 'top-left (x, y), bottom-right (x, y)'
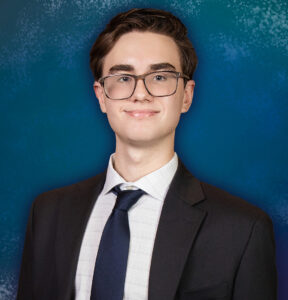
top-left (0, 0), bottom-right (287, 299)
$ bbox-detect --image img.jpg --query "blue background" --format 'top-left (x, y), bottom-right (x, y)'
top-left (0, 0), bottom-right (287, 298)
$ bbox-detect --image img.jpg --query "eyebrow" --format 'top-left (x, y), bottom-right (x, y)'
top-left (108, 62), bottom-right (176, 74)
top-left (109, 64), bottom-right (134, 74)
top-left (149, 63), bottom-right (176, 71)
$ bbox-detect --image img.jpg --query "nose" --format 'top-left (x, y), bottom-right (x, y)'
top-left (130, 79), bottom-right (152, 102)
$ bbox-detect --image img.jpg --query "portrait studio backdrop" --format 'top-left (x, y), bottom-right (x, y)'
top-left (0, 0), bottom-right (287, 299)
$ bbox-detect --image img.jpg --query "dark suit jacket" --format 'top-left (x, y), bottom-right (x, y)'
top-left (17, 160), bottom-right (277, 300)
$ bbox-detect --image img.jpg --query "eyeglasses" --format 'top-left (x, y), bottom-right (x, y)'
top-left (98, 71), bottom-right (190, 100)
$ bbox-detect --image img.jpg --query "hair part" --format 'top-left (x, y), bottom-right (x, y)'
top-left (90, 8), bottom-right (198, 81)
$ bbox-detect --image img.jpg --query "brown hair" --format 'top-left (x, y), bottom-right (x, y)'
top-left (90, 8), bottom-right (198, 81)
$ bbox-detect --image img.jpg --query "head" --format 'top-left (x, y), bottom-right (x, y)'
top-left (90, 9), bottom-right (197, 148)
top-left (90, 8), bottom-right (198, 81)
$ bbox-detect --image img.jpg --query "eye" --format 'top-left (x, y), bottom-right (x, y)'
top-left (118, 75), bottom-right (132, 83)
top-left (153, 74), bottom-right (167, 81)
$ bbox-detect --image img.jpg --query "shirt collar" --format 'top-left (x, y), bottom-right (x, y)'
top-left (101, 153), bottom-right (178, 201)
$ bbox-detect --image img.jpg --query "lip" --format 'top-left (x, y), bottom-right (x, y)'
top-left (124, 109), bottom-right (160, 118)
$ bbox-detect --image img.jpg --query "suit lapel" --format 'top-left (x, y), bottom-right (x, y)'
top-left (54, 173), bottom-right (106, 300)
top-left (148, 161), bottom-right (207, 300)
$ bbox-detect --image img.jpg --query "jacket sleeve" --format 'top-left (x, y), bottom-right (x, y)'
top-left (17, 201), bottom-right (35, 300)
top-left (233, 213), bottom-right (277, 300)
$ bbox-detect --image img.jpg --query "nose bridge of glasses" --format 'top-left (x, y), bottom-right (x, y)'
top-left (133, 74), bottom-right (151, 96)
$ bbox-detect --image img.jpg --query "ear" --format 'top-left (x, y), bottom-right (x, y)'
top-left (93, 81), bottom-right (107, 113)
top-left (181, 80), bottom-right (195, 113)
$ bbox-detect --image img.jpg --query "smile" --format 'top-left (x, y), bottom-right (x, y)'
top-left (124, 109), bottom-right (159, 118)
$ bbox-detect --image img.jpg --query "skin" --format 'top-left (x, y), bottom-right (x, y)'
top-left (94, 31), bottom-right (195, 181)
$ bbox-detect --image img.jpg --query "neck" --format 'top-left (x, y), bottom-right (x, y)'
top-left (113, 135), bottom-right (175, 182)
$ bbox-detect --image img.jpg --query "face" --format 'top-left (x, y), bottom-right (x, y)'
top-left (94, 31), bottom-right (195, 147)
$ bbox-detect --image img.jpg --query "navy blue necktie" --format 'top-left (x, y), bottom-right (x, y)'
top-left (90, 185), bottom-right (145, 300)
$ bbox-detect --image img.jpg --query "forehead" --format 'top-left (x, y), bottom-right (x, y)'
top-left (102, 31), bottom-right (182, 74)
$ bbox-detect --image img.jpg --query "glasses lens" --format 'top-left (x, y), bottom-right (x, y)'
top-left (145, 72), bottom-right (178, 96)
top-left (104, 75), bottom-right (135, 100)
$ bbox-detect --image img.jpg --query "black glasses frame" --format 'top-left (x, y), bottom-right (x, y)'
top-left (98, 71), bottom-right (190, 100)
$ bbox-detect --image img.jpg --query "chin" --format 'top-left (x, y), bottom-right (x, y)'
top-left (122, 131), bottom-right (173, 148)
top-left (126, 136), bottom-right (158, 146)
top-left (115, 131), bottom-right (158, 146)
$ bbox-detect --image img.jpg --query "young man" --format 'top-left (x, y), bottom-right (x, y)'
top-left (17, 8), bottom-right (277, 300)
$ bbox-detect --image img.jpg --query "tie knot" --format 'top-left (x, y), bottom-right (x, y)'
top-left (112, 185), bottom-right (145, 211)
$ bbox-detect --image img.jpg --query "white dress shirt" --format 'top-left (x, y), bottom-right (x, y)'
top-left (75, 153), bottom-right (178, 300)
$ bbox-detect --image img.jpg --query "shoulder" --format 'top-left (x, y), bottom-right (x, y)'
top-left (197, 180), bottom-right (274, 236)
top-left (176, 160), bottom-right (273, 230)
top-left (33, 172), bottom-right (106, 211)
top-left (177, 159), bottom-right (271, 222)
top-left (201, 181), bottom-right (269, 217)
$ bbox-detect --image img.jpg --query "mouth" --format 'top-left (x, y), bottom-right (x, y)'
top-left (124, 109), bottom-right (160, 119)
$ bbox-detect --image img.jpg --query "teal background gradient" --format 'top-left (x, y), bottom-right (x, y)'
top-left (0, 0), bottom-right (287, 298)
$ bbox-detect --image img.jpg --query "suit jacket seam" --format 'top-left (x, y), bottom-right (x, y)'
top-left (233, 212), bottom-right (266, 281)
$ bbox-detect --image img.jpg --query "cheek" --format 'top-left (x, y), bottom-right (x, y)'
top-left (160, 103), bottom-right (183, 130)
top-left (104, 104), bottom-right (118, 124)
top-left (164, 97), bottom-right (184, 117)
top-left (104, 104), bottom-right (127, 133)
top-left (106, 109), bottom-right (119, 127)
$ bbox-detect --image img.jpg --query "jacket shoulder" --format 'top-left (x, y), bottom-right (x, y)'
top-left (33, 172), bottom-right (106, 209)
top-left (199, 181), bottom-right (272, 225)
